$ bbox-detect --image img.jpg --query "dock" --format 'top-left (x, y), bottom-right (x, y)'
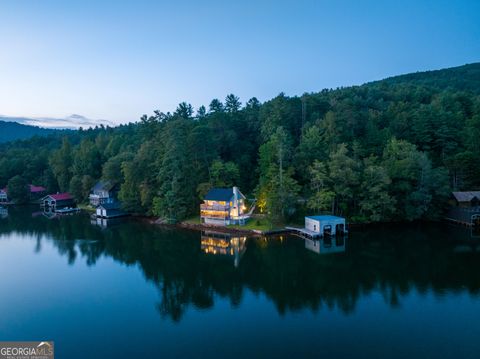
top-left (286, 226), bottom-right (322, 239)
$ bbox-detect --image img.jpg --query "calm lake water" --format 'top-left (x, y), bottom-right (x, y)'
top-left (1, 207), bottom-right (480, 358)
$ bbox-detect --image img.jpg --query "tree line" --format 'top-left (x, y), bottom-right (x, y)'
top-left (1, 63), bottom-right (479, 223)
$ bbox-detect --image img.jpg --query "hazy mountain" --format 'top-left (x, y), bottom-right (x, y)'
top-left (0, 120), bottom-right (59, 143)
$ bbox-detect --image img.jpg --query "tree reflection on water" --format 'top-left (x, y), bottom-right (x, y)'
top-left (1, 206), bottom-right (480, 322)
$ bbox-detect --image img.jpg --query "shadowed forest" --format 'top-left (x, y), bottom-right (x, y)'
top-left (1, 63), bottom-right (479, 223)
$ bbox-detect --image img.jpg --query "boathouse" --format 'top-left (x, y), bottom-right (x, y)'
top-left (41, 193), bottom-right (74, 209)
top-left (96, 202), bottom-right (126, 219)
top-left (305, 215), bottom-right (346, 236)
top-left (200, 187), bottom-right (248, 226)
top-left (89, 181), bottom-right (119, 207)
top-left (287, 215), bottom-right (347, 239)
top-left (445, 191), bottom-right (480, 226)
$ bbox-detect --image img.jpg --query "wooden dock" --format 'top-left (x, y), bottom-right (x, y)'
top-left (285, 226), bottom-right (323, 239)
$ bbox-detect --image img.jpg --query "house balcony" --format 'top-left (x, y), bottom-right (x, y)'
top-left (200, 203), bottom-right (230, 211)
top-left (89, 194), bottom-right (113, 207)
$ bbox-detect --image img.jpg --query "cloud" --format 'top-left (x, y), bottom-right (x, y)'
top-left (0, 114), bottom-right (115, 129)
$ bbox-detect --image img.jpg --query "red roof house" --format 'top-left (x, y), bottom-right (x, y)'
top-left (41, 192), bottom-right (75, 208)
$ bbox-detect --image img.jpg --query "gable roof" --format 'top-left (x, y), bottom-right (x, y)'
top-left (204, 188), bottom-right (234, 201)
top-left (29, 185), bottom-right (46, 193)
top-left (92, 181), bottom-right (118, 192)
top-left (452, 191), bottom-right (480, 202)
top-left (47, 193), bottom-right (73, 201)
top-left (307, 215), bottom-right (345, 222)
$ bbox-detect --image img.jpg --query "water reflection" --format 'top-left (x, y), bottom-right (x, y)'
top-left (201, 230), bottom-right (246, 267)
top-left (304, 236), bottom-right (346, 255)
top-left (90, 217), bottom-right (123, 228)
top-left (1, 206), bottom-right (480, 322)
top-left (0, 206), bottom-right (7, 219)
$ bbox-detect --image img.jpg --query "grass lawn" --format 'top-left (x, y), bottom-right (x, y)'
top-left (228, 217), bottom-right (281, 232)
top-left (77, 203), bottom-right (95, 212)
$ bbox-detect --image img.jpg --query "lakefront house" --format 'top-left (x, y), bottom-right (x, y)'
top-left (200, 187), bottom-right (247, 226)
top-left (89, 181), bottom-right (120, 207)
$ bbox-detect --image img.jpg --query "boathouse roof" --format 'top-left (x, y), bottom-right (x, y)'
top-left (97, 202), bottom-right (120, 210)
top-left (306, 215), bottom-right (345, 222)
top-left (48, 193), bottom-right (73, 201)
top-left (452, 191), bottom-right (480, 202)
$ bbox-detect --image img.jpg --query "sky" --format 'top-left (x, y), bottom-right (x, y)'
top-left (0, 0), bottom-right (479, 127)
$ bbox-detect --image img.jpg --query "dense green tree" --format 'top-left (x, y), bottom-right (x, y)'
top-left (1, 63), bottom-right (480, 222)
top-left (49, 137), bottom-right (73, 191)
top-left (359, 157), bottom-right (396, 222)
top-left (307, 161), bottom-right (335, 213)
top-left (256, 127), bottom-right (300, 223)
top-left (7, 175), bottom-right (29, 204)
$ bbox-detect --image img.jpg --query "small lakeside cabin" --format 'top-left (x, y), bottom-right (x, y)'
top-left (287, 215), bottom-right (347, 239)
top-left (200, 187), bottom-right (248, 226)
top-left (41, 193), bottom-right (75, 209)
top-left (89, 181), bottom-right (120, 207)
top-left (445, 191), bottom-right (480, 226)
top-left (95, 202), bottom-right (127, 219)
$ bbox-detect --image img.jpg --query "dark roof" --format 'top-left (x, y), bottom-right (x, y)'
top-left (452, 191), bottom-right (480, 202)
top-left (98, 202), bottom-right (121, 210)
top-left (204, 188), bottom-right (234, 201)
top-left (92, 181), bottom-right (117, 192)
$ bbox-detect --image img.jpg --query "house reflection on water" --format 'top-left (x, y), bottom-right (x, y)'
top-left (0, 206), bottom-right (8, 219)
top-left (201, 230), bottom-right (247, 267)
top-left (305, 236), bottom-right (346, 255)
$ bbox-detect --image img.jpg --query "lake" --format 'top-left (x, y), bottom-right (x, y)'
top-left (1, 206), bottom-right (480, 358)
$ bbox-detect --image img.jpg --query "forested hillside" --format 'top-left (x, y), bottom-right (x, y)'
top-left (1, 63), bottom-right (479, 223)
top-left (0, 120), bottom-right (58, 143)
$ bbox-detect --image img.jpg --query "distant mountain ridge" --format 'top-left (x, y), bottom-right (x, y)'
top-left (0, 120), bottom-right (59, 143)
top-left (367, 62), bottom-right (480, 93)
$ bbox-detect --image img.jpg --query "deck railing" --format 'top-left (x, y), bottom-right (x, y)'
top-left (200, 203), bottom-right (230, 211)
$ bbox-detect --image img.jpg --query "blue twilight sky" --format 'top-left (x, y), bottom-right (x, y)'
top-left (0, 0), bottom-right (479, 126)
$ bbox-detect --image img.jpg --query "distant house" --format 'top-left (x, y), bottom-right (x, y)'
top-left (29, 184), bottom-right (46, 200)
top-left (446, 192), bottom-right (480, 226)
top-left (89, 181), bottom-right (119, 207)
top-left (96, 202), bottom-right (126, 219)
top-left (41, 193), bottom-right (74, 209)
top-left (451, 191), bottom-right (480, 208)
top-left (0, 184), bottom-right (45, 203)
top-left (200, 187), bottom-right (247, 226)
top-left (0, 188), bottom-right (8, 203)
